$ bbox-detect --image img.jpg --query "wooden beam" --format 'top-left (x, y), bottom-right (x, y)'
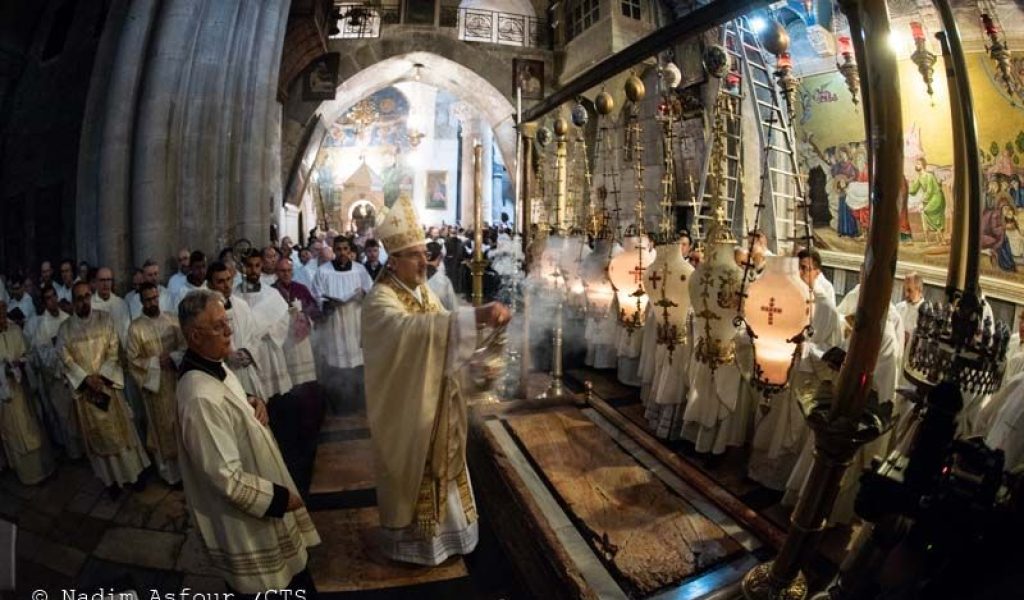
top-left (521, 0), bottom-right (770, 123)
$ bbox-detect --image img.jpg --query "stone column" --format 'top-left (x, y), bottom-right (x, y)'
top-left (77, 0), bottom-right (290, 275)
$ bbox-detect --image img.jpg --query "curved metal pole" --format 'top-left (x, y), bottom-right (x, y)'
top-left (743, 0), bottom-right (903, 595)
top-left (934, 0), bottom-right (981, 301)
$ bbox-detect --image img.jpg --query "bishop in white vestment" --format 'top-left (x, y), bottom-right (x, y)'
top-left (0, 303), bottom-right (56, 485)
top-left (126, 283), bottom-right (187, 485)
top-left (57, 282), bottom-right (150, 488)
top-left (363, 196), bottom-right (510, 566)
top-left (175, 290), bottom-right (320, 594)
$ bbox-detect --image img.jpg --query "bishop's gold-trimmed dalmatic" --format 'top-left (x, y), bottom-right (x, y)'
top-left (57, 309), bottom-right (150, 486)
top-left (126, 311), bottom-right (187, 484)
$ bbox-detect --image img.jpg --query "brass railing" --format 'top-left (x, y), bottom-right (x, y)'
top-left (332, 3), bottom-right (548, 48)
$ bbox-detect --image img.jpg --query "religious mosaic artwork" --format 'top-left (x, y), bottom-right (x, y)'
top-left (425, 171), bottom-right (448, 210)
top-left (796, 53), bottom-right (1024, 289)
top-left (324, 87), bottom-right (412, 150)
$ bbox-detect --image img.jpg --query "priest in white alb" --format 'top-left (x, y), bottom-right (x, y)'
top-left (312, 235), bottom-right (373, 413)
top-left (127, 259), bottom-right (173, 320)
top-left (273, 257), bottom-right (324, 495)
top-left (57, 282), bottom-right (150, 493)
top-left (236, 250), bottom-right (293, 401)
top-left (175, 290), bottom-right (320, 595)
top-left (206, 262), bottom-right (264, 400)
top-left (126, 282), bottom-right (187, 485)
top-left (30, 285), bottom-right (81, 458)
top-left (363, 196), bottom-right (510, 566)
top-left (0, 300), bottom-right (56, 485)
top-left (91, 267), bottom-right (132, 345)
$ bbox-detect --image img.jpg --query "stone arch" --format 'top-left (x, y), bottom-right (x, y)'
top-left (324, 35), bottom-right (543, 172)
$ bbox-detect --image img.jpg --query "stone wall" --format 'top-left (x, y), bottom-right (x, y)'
top-left (0, 0), bottom-right (112, 277)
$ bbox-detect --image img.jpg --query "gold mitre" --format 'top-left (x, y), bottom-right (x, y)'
top-left (376, 195), bottom-right (424, 254)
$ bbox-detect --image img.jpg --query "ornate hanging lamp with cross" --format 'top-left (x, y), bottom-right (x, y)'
top-left (607, 71), bottom-right (654, 332)
top-left (645, 63), bottom-right (694, 362)
top-left (688, 93), bottom-right (744, 369)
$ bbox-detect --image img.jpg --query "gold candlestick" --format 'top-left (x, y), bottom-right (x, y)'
top-left (471, 142), bottom-right (487, 307)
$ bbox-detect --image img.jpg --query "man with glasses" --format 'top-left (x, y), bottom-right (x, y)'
top-left (363, 196), bottom-right (510, 566)
top-left (175, 289), bottom-right (320, 596)
top-left (125, 282), bottom-right (186, 485)
top-left (57, 281), bottom-right (150, 496)
top-left (312, 235), bottom-right (372, 413)
top-left (90, 267), bottom-right (131, 345)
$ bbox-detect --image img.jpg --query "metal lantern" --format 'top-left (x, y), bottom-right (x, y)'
top-left (742, 256), bottom-right (811, 392)
top-left (583, 238), bottom-right (620, 319)
top-left (648, 240), bottom-right (695, 359)
top-left (608, 233), bottom-right (654, 330)
top-left (689, 218), bottom-right (743, 368)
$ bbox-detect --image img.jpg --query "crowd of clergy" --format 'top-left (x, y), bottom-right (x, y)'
top-left (0, 225), bottom-right (490, 494)
top-left (2, 221), bottom-right (1023, 594)
top-left (0, 221), bottom-right (507, 595)
top-left (579, 235), bottom-right (1024, 527)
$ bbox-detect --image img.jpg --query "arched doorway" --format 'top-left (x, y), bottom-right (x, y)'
top-left (295, 52), bottom-right (518, 232)
top-left (349, 200), bottom-right (377, 235)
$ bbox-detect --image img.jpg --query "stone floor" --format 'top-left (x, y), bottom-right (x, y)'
top-left (2, 368), bottom-right (853, 599)
top-left (1, 410), bottom-right (526, 599)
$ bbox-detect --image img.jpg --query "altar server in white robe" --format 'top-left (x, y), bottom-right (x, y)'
top-left (236, 251), bottom-right (293, 401)
top-left (260, 246), bottom-right (280, 287)
top-left (782, 310), bottom-right (901, 524)
top-left (1001, 314), bottom-right (1024, 386)
top-left (426, 242), bottom-right (459, 311)
top-left (127, 260), bottom-right (173, 320)
top-left (58, 282), bottom-right (150, 491)
top-left (126, 283), bottom-right (186, 485)
top-left (313, 235), bottom-right (373, 413)
top-left (204, 262), bottom-right (265, 401)
top-left (4, 276), bottom-right (37, 330)
top-left (363, 196), bottom-right (510, 566)
top-left (173, 251), bottom-right (209, 310)
top-left (981, 370), bottom-right (1024, 475)
top-left (0, 302), bottom-right (56, 485)
top-left (274, 258), bottom-right (324, 495)
top-left (895, 273), bottom-right (925, 347)
top-left (637, 304), bottom-right (659, 403)
top-left (30, 285), bottom-right (80, 458)
top-left (748, 249), bottom-right (843, 489)
top-left (167, 248), bottom-right (191, 300)
top-left (176, 290), bottom-right (320, 595)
